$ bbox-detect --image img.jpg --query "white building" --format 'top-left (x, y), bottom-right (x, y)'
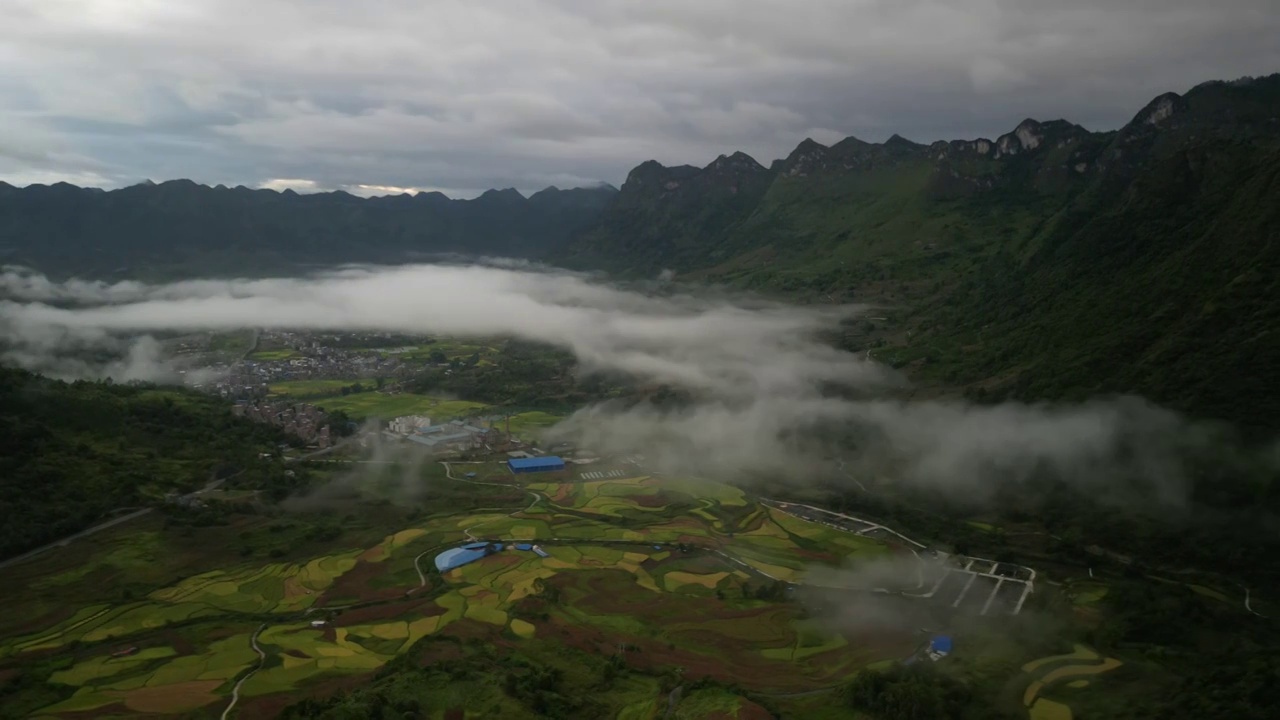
top-left (389, 415), bottom-right (432, 435)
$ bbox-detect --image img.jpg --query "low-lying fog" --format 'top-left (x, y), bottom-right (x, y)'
top-left (1, 262), bottom-right (1269, 503)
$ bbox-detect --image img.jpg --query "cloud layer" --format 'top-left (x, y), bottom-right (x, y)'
top-left (2, 262), bottom-right (1258, 504)
top-left (2, 1), bottom-right (1277, 195)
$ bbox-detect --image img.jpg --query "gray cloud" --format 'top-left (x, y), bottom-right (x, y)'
top-left (1, 1), bottom-right (1276, 195)
top-left (3, 263), bottom-right (1265, 505)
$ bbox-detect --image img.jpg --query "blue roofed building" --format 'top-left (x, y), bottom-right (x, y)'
top-left (434, 542), bottom-right (500, 572)
top-left (508, 456), bottom-right (566, 474)
top-left (928, 635), bottom-right (953, 661)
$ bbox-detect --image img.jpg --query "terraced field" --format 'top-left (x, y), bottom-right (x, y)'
top-left (3, 461), bottom-right (932, 716)
top-left (1021, 644), bottom-right (1125, 720)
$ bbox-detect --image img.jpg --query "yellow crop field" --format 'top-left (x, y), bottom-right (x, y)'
top-left (511, 619), bottom-right (536, 639)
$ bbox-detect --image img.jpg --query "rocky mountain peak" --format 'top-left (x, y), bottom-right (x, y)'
top-left (705, 151), bottom-right (767, 175)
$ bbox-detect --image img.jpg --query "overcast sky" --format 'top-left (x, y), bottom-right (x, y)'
top-left (2, 0), bottom-right (1276, 197)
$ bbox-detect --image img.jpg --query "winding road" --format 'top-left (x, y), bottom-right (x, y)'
top-left (444, 462), bottom-right (545, 541)
top-left (1242, 584), bottom-right (1268, 618)
top-left (220, 623), bottom-right (266, 720)
top-left (409, 551), bottom-right (432, 593)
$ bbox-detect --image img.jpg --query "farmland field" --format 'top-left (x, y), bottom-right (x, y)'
top-left (0, 457), bottom-right (1159, 718)
top-left (268, 378), bottom-right (368, 396)
top-left (504, 410), bottom-right (563, 439)
top-left (248, 348), bottom-right (300, 361)
top-left (305, 391), bottom-right (489, 420)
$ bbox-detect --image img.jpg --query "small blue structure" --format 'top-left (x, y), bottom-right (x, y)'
top-left (508, 456), bottom-right (566, 474)
top-left (928, 635), bottom-right (953, 659)
top-left (532, 546), bottom-right (550, 558)
top-left (434, 541), bottom-right (498, 572)
top-left (515, 543), bottom-right (533, 551)
top-left (465, 472), bottom-right (477, 479)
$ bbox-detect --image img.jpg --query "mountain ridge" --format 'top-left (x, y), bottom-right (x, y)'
top-left (0, 180), bottom-right (618, 280)
top-left (555, 73), bottom-right (1280, 430)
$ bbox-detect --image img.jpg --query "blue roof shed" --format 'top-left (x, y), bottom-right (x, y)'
top-left (508, 456), bottom-right (565, 473)
top-left (930, 636), bottom-right (953, 654)
top-left (434, 542), bottom-right (498, 572)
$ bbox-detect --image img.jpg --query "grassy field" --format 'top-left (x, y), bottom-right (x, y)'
top-left (307, 391), bottom-right (489, 420)
top-left (248, 348), bottom-right (301, 361)
top-left (504, 411), bottom-right (563, 440)
top-left (268, 378), bottom-right (368, 396)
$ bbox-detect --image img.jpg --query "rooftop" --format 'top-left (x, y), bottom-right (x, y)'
top-left (508, 456), bottom-right (565, 470)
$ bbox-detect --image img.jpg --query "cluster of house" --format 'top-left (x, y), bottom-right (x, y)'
top-left (233, 401), bottom-right (332, 448)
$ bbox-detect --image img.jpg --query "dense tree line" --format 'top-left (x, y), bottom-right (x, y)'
top-left (843, 663), bottom-right (1014, 720)
top-left (0, 368), bottom-right (293, 559)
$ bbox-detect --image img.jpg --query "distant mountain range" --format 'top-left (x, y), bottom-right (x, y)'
top-left (3, 74), bottom-right (1278, 428)
top-left (0, 180), bottom-right (617, 280)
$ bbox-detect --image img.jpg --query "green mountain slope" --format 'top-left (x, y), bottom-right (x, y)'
top-left (0, 368), bottom-right (294, 559)
top-left (0, 182), bottom-right (617, 280)
top-left (556, 75), bottom-right (1280, 429)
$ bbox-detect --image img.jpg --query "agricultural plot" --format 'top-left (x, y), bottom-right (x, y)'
top-left (268, 378), bottom-right (364, 396)
top-left (38, 631), bottom-right (261, 716)
top-left (307, 391), bottom-right (489, 420)
top-left (243, 624), bottom-right (393, 697)
top-left (551, 569), bottom-right (912, 691)
top-left (151, 551), bottom-right (362, 613)
top-left (504, 411), bottom-right (563, 439)
top-left (7, 458), bottom-right (1015, 715)
top-left (1021, 644), bottom-right (1124, 720)
top-left (248, 349), bottom-right (301, 361)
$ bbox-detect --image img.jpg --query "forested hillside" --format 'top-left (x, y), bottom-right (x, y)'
top-left (0, 182), bottom-right (616, 280)
top-left (557, 75), bottom-right (1280, 429)
top-left (0, 369), bottom-right (295, 559)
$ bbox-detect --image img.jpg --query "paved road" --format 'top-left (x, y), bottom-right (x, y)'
top-left (220, 623), bottom-right (266, 720)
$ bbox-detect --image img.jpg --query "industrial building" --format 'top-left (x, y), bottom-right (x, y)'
top-left (508, 456), bottom-right (566, 474)
top-left (389, 415), bottom-right (432, 435)
top-left (434, 542), bottom-right (503, 572)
